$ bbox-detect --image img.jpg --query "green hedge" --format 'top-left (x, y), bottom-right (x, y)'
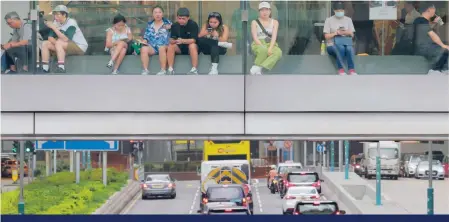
top-left (1, 168), bottom-right (128, 215)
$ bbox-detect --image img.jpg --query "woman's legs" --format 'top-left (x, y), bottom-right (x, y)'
top-left (259, 45), bottom-right (282, 70)
top-left (156, 46), bottom-right (168, 75)
top-left (140, 45), bottom-right (156, 74)
top-left (108, 41), bottom-right (127, 68)
top-left (112, 47), bottom-right (127, 73)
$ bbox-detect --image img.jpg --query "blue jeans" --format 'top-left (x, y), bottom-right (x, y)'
top-left (327, 45), bottom-right (355, 70)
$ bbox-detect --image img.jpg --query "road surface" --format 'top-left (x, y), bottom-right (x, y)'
top-left (123, 179), bottom-right (350, 215)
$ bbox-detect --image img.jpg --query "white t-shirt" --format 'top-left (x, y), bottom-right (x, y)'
top-left (323, 15), bottom-right (355, 46)
top-left (51, 18), bottom-right (88, 52)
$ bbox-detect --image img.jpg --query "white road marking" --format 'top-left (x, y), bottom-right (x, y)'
top-left (120, 190), bottom-right (141, 214)
top-left (255, 185), bottom-right (263, 213)
top-left (188, 186), bottom-right (200, 214)
top-left (321, 196), bottom-right (327, 200)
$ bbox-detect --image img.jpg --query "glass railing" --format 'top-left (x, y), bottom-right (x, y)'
top-left (1, 0), bottom-right (448, 75)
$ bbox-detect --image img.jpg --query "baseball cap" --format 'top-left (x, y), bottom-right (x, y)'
top-left (259, 2), bottom-right (271, 10)
top-left (334, 2), bottom-right (345, 10)
top-left (52, 5), bottom-right (69, 13)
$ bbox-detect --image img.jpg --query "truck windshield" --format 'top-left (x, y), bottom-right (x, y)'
top-left (368, 148), bottom-right (398, 159)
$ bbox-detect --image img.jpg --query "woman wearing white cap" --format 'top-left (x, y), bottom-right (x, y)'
top-left (250, 1), bottom-right (282, 75)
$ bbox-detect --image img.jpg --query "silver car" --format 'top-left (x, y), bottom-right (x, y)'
top-left (141, 174), bottom-right (177, 199)
top-left (414, 160), bottom-right (445, 180)
top-left (281, 186), bottom-right (321, 215)
top-left (405, 155), bottom-right (427, 177)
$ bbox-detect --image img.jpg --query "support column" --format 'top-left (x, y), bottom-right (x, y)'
top-left (102, 152), bottom-right (108, 186)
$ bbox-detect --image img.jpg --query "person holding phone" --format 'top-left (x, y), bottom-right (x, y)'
top-left (323, 1), bottom-right (357, 75)
top-left (167, 7), bottom-right (199, 75)
top-left (197, 12), bottom-right (231, 75)
top-left (40, 5), bottom-right (88, 73)
top-left (413, 3), bottom-right (448, 75)
top-left (105, 14), bottom-right (133, 74)
top-left (249, 1), bottom-right (282, 75)
top-left (2, 11), bottom-right (32, 74)
top-left (140, 6), bottom-right (172, 75)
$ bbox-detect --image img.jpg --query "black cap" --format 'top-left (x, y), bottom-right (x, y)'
top-left (177, 7), bottom-right (190, 17)
top-left (334, 2), bottom-right (345, 10)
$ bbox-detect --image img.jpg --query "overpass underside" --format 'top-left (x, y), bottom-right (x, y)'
top-left (1, 75), bottom-right (448, 140)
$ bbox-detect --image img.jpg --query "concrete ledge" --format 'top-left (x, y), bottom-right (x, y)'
top-left (321, 172), bottom-right (410, 214)
top-left (92, 180), bottom-right (140, 214)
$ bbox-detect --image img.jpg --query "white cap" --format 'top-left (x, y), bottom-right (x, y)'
top-left (52, 5), bottom-right (69, 13)
top-left (259, 2), bottom-right (271, 10)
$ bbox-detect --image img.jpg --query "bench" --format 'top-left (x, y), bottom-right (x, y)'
top-left (50, 55), bottom-right (431, 75)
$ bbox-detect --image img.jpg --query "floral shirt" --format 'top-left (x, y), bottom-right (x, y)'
top-left (143, 18), bottom-right (172, 52)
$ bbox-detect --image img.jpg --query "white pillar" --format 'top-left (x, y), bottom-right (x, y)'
top-left (69, 151), bottom-right (74, 172)
top-left (313, 142), bottom-right (316, 167)
top-left (102, 152), bottom-right (108, 186)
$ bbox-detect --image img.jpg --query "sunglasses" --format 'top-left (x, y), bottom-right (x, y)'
top-left (209, 12), bottom-right (221, 17)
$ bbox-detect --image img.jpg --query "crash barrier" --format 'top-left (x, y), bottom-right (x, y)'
top-left (92, 180), bottom-right (140, 214)
top-left (39, 55), bottom-right (431, 75)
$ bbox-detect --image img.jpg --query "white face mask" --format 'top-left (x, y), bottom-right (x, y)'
top-left (335, 11), bottom-right (345, 18)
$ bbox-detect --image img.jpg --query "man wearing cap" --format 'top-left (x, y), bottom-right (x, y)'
top-left (40, 5), bottom-right (88, 73)
top-left (2, 11), bottom-right (32, 73)
top-left (167, 7), bottom-right (199, 75)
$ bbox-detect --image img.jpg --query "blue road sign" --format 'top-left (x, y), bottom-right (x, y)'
top-left (316, 144), bottom-right (323, 153)
top-left (36, 140), bottom-right (119, 151)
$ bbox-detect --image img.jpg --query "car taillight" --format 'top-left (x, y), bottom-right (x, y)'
top-left (242, 198), bottom-right (247, 206)
top-left (168, 183), bottom-right (173, 188)
top-left (141, 184), bottom-right (147, 188)
top-left (224, 209), bottom-right (233, 212)
top-left (335, 211), bottom-right (341, 215)
top-left (293, 211), bottom-right (300, 215)
top-left (310, 195), bottom-right (319, 199)
top-left (202, 198), bottom-right (208, 204)
top-left (285, 195), bottom-right (296, 200)
top-left (313, 181), bottom-right (321, 187)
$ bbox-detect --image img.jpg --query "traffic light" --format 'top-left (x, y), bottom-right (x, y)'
top-left (12, 141), bottom-right (20, 153)
top-left (25, 141), bottom-right (35, 153)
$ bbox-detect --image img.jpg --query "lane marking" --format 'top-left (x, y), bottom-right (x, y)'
top-left (120, 190), bottom-right (141, 214)
top-left (255, 184), bottom-right (263, 213)
top-left (188, 186), bottom-right (200, 214)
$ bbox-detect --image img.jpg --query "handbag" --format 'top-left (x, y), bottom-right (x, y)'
top-left (255, 19), bottom-right (272, 43)
top-left (334, 35), bottom-right (353, 46)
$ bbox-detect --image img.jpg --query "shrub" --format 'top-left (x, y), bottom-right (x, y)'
top-left (1, 168), bottom-right (128, 215)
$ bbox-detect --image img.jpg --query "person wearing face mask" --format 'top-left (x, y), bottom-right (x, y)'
top-left (198, 12), bottom-right (232, 75)
top-left (413, 3), bottom-right (448, 75)
top-left (250, 2), bottom-right (282, 75)
top-left (40, 5), bottom-right (88, 73)
top-left (323, 2), bottom-right (357, 75)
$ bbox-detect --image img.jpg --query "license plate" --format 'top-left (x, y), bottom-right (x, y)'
top-left (152, 185), bottom-right (163, 188)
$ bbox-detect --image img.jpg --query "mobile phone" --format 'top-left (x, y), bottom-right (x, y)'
top-left (207, 27), bottom-right (212, 33)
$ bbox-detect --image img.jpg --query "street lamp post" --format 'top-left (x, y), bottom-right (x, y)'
top-left (376, 142), bottom-right (382, 206)
top-left (344, 140), bottom-right (349, 180)
top-left (18, 141), bottom-right (25, 215)
top-left (427, 141), bottom-right (434, 215)
top-left (330, 141), bottom-right (335, 172)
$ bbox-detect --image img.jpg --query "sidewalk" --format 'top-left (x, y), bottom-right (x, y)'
top-left (1, 177), bottom-right (30, 193)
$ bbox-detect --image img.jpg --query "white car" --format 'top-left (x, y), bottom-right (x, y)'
top-left (281, 186), bottom-right (321, 215)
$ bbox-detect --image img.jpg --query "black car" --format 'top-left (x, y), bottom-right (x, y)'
top-left (199, 184), bottom-right (253, 215)
top-left (293, 200), bottom-right (346, 215)
top-left (141, 174), bottom-right (177, 199)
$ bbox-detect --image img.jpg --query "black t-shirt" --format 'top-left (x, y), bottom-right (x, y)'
top-left (413, 17), bottom-right (433, 51)
top-left (170, 19), bottom-right (199, 40)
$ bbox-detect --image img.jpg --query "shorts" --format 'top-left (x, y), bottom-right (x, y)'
top-left (177, 44), bottom-right (198, 55)
top-left (50, 41), bottom-right (84, 56)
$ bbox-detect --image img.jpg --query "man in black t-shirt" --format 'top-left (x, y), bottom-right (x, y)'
top-left (413, 3), bottom-right (448, 75)
top-left (167, 7), bottom-right (199, 75)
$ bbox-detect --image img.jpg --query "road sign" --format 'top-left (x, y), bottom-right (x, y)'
top-left (317, 144), bottom-right (323, 153)
top-left (37, 140), bottom-right (119, 151)
top-left (12, 169), bottom-right (18, 182)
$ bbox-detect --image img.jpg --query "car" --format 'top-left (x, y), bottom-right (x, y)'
top-left (1, 160), bottom-right (28, 177)
top-left (199, 184), bottom-right (253, 215)
top-left (404, 154), bottom-right (426, 177)
top-left (280, 171), bottom-right (323, 198)
top-left (293, 200), bottom-right (346, 215)
top-left (281, 186), bottom-right (321, 215)
top-left (414, 160), bottom-right (445, 180)
top-left (205, 205), bottom-right (251, 215)
top-left (141, 174), bottom-right (177, 199)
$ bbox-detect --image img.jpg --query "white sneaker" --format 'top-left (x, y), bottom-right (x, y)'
top-left (187, 67), bottom-right (198, 75)
top-left (218, 42), bottom-right (233, 49)
top-left (141, 69), bottom-right (150, 75)
top-left (167, 68), bottom-right (175, 75)
top-left (440, 70), bottom-right (448, 75)
top-left (106, 60), bottom-right (114, 69)
top-left (428, 69), bottom-right (443, 75)
top-left (208, 67), bottom-right (218, 75)
top-left (250, 65), bottom-right (259, 75)
top-left (156, 69), bottom-right (166, 75)
top-left (112, 70), bottom-right (119, 75)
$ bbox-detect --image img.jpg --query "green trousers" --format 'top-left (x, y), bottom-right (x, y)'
top-left (251, 41), bottom-right (282, 70)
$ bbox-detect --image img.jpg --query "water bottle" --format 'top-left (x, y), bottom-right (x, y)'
top-left (320, 40), bottom-right (326, 55)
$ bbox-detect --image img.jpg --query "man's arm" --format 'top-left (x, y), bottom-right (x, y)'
top-left (9, 24), bottom-right (32, 47)
top-left (428, 30), bottom-right (448, 49)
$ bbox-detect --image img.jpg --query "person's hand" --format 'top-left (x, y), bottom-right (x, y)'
top-left (176, 39), bottom-right (183, 44)
top-left (431, 16), bottom-right (441, 24)
top-left (211, 31), bottom-right (219, 38)
top-left (2, 43), bottom-right (11, 50)
top-left (163, 24), bottom-right (171, 30)
top-left (268, 47), bottom-right (273, 56)
top-left (443, 45), bottom-right (449, 50)
top-left (337, 29), bottom-right (346, 36)
top-left (45, 21), bottom-right (57, 30)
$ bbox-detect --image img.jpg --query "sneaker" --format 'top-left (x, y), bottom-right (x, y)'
top-left (167, 68), bottom-right (175, 75)
top-left (106, 60), bottom-right (114, 69)
top-left (55, 67), bottom-right (66, 73)
top-left (348, 69), bottom-right (358, 75)
top-left (250, 65), bottom-right (261, 75)
top-left (208, 67), bottom-right (218, 75)
top-left (187, 67), bottom-right (198, 75)
top-left (112, 70), bottom-right (119, 75)
top-left (156, 69), bottom-right (167, 75)
top-left (427, 69), bottom-right (442, 75)
top-left (218, 42), bottom-right (233, 49)
top-left (440, 70), bottom-right (448, 75)
top-left (141, 69), bottom-right (150, 75)
top-left (338, 69), bottom-right (346, 75)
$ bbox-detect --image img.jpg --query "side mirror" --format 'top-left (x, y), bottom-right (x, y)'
top-left (339, 210), bottom-right (346, 215)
